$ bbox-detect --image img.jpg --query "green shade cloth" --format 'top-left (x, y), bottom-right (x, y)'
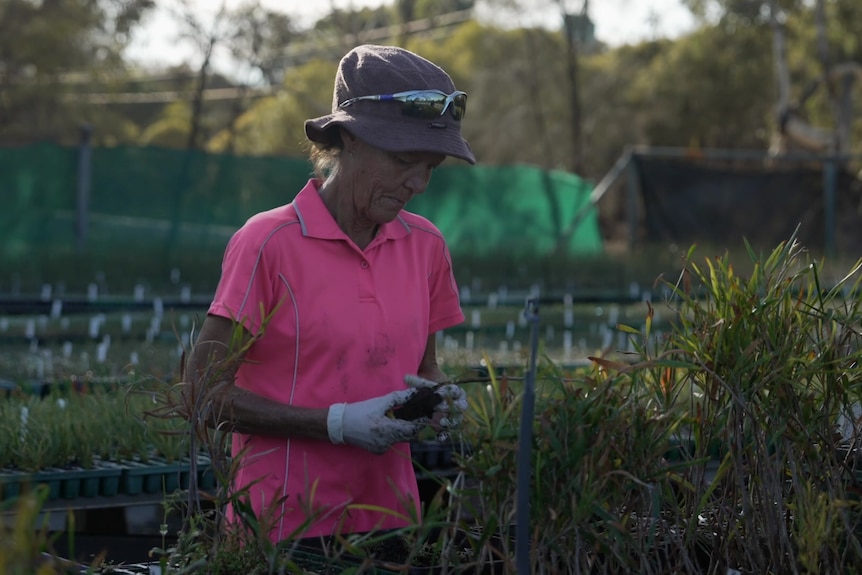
top-left (0, 144), bottom-right (601, 263)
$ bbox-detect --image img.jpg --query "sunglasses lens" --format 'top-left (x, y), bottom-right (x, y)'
top-left (402, 92), bottom-right (466, 120)
top-left (451, 93), bottom-right (467, 120)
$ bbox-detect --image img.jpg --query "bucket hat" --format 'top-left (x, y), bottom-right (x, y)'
top-left (304, 44), bottom-right (476, 164)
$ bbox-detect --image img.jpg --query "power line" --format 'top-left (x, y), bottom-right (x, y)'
top-left (62, 85), bottom-right (276, 105)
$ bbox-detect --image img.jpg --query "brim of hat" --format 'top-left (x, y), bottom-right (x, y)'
top-left (304, 110), bottom-right (476, 165)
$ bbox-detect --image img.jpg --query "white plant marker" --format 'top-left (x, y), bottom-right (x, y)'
top-left (498, 341), bottom-right (509, 354)
top-left (130, 351), bottom-right (139, 365)
top-left (0, 318), bottom-right (7, 332)
top-left (564, 308), bottom-right (574, 328)
top-left (513, 341), bottom-right (522, 354)
top-left (498, 285), bottom-right (508, 300)
top-left (80, 351), bottom-right (90, 370)
top-left (629, 281), bottom-right (640, 299)
top-left (180, 284), bottom-right (191, 303)
top-left (459, 285), bottom-right (471, 302)
top-left (505, 320), bottom-right (516, 340)
top-left (563, 330), bottom-right (573, 359)
top-left (608, 305), bottom-right (620, 327)
top-left (40, 283), bottom-right (52, 301)
top-left (486, 292), bottom-right (498, 309)
top-left (20, 406), bottom-right (29, 439)
top-left (88, 316), bottom-right (101, 339)
top-left (530, 284), bottom-right (540, 299)
top-left (87, 283), bottom-right (98, 302)
top-left (545, 325), bottom-right (555, 343)
top-left (62, 341), bottom-right (73, 359)
top-left (465, 331), bottom-right (474, 351)
top-left (600, 325), bottom-right (613, 350)
top-left (121, 314), bottom-right (132, 334)
top-left (153, 297), bottom-right (164, 318)
top-left (42, 350), bottom-right (53, 377)
top-left (50, 299), bottom-right (62, 319)
top-left (171, 268), bottom-right (181, 284)
top-left (24, 319), bottom-right (35, 339)
top-left (134, 284), bottom-right (146, 302)
top-left (471, 309), bottom-right (481, 329)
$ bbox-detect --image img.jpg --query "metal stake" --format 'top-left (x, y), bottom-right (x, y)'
top-left (516, 298), bottom-right (540, 574)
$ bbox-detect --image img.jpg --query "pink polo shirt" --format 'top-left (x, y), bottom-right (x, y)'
top-left (208, 179), bottom-right (464, 541)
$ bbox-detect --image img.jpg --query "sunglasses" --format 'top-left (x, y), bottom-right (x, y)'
top-left (338, 89), bottom-right (467, 120)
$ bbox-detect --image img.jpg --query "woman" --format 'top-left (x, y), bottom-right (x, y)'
top-left (185, 44), bottom-right (475, 543)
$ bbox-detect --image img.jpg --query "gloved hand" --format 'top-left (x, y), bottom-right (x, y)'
top-left (327, 389), bottom-right (426, 454)
top-left (404, 375), bottom-right (468, 429)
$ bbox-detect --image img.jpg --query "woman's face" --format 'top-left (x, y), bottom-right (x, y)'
top-left (344, 137), bottom-right (445, 225)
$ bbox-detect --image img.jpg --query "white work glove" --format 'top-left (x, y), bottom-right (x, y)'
top-left (327, 389), bottom-right (426, 454)
top-left (404, 375), bottom-right (468, 429)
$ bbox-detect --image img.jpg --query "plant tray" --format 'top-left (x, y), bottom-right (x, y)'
top-left (0, 469), bottom-right (32, 501)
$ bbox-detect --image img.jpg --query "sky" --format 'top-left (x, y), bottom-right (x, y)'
top-left (125, 0), bottom-right (698, 77)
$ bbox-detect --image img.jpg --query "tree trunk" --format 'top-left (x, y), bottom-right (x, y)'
top-left (814, 0), bottom-right (839, 154)
top-left (559, 0), bottom-right (585, 175)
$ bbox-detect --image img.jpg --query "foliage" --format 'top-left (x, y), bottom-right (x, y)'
top-left (0, 387), bottom-right (182, 472)
top-left (0, 485), bottom-right (95, 575)
top-left (450, 231), bottom-right (862, 573)
top-left (8, 234), bottom-right (862, 572)
top-left (648, 232), bottom-right (862, 572)
top-left (0, 0), bottom-right (155, 145)
top-left (2, 0), bottom-right (860, 180)
top-left (629, 24), bottom-right (775, 149)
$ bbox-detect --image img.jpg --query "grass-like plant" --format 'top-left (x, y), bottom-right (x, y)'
top-left (449, 231), bottom-right (862, 573)
top-left (650, 233), bottom-right (862, 573)
top-left (11, 232), bottom-right (862, 573)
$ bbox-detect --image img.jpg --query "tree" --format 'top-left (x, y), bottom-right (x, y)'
top-left (681, 0), bottom-right (862, 155)
top-left (0, 0), bottom-right (155, 144)
top-left (628, 25), bottom-right (775, 149)
top-left (206, 58), bottom-right (338, 157)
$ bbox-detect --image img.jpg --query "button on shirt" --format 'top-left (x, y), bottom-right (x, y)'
top-left (208, 179), bottom-right (465, 541)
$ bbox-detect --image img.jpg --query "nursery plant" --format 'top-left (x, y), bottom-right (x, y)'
top-left (1, 484), bottom-right (101, 574)
top-left (645, 233), bottom-right (862, 573)
top-left (450, 231), bottom-right (862, 573)
top-left (10, 232), bottom-right (862, 574)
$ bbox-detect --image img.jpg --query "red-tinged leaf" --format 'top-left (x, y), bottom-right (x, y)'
top-left (588, 356), bottom-right (630, 372)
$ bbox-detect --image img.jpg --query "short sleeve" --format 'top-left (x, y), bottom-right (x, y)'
top-left (428, 237), bottom-right (465, 334)
top-left (208, 226), bottom-right (275, 336)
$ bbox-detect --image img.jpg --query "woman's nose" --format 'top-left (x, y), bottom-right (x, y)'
top-left (404, 166), bottom-right (433, 195)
